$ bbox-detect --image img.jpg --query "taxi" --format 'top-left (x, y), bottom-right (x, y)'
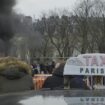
top-left (64, 53), bottom-right (105, 90)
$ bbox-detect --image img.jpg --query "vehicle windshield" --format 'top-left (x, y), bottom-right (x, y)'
top-left (0, 0), bottom-right (105, 105)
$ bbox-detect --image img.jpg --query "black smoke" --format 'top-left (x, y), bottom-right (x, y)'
top-left (0, 0), bottom-right (15, 14)
top-left (0, 0), bottom-right (15, 56)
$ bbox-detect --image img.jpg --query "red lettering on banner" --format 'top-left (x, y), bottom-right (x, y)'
top-left (91, 56), bottom-right (98, 66)
top-left (83, 56), bottom-right (91, 66)
top-left (100, 56), bottom-right (105, 66)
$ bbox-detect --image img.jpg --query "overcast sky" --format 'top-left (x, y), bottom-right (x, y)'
top-left (14, 0), bottom-right (79, 18)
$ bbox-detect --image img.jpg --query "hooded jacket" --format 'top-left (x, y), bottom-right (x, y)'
top-left (42, 63), bottom-right (64, 89)
top-left (0, 57), bottom-right (34, 94)
top-left (70, 77), bottom-right (89, 90)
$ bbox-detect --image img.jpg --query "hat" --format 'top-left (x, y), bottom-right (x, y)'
top-left (0, 57), bottom-right (32, 75)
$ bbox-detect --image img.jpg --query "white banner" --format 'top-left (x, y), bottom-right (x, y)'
top-left (64, 66), bottom-right (105, 75)
top-left (64, 53), bottom-right (105, 76)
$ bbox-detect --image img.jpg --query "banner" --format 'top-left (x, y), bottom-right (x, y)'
top-left (64, 53), bottom-right (105, 75)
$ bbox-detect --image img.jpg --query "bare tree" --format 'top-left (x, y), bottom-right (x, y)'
top-left (74, 0), bottom-right (94, 54)
top-left (91, 0), bottom-right (105, 53)
top-left (34, 13), bottom-right (77, 58)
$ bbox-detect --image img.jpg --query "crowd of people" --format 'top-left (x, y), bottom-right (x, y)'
top-left (31, 59), bottom-right (91, 90)
top-left (31, 61), bottom-right (55, 75)
top-left (0, 57), bottom-right (94, 94)
top-left (42, 63), bottom-right (90, 90)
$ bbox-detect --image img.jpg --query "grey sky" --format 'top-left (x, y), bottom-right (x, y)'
top-left (14, 0), bottom-right (79, 18)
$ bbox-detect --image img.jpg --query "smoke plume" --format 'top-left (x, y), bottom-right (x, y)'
top-left (0, 0), bottom-right (15, 14)
top-left (0, 0), bottom-right (15, 56)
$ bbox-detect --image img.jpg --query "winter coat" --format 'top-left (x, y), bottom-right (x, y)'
top-left (42, 76), bottom-right (63, 89)
top-left (0, 57), bottom-right (34, 94)
top-left (70, 77), bottom-right (89, 90)
top-left (0, 68), bottom-right (34, 94)
top-left (42, 63), bottom-right (64, 89)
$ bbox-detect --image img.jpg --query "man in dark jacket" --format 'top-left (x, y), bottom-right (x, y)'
top-left (70, 76), bottom-right (89, 90)
top-left (42, 63), bottom-right (64, 89)
top-left (43, 62), bottom-right (89, 90)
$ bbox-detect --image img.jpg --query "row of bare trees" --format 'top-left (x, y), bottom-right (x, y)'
top-left (75, 0), bottom-right (105, 53)
top-left (33, 0), bottom-right (105, 58)
top-left (9, 0), bottom-right (105, 63)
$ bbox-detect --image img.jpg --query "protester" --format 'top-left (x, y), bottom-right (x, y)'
top-left (43, 62), bottom-right (90, 90)
top-left (40, 63), bottom-right (47, 74)
top-left (0, 57), bottom-right (34, 94)
top-left (31, 64), bottom-right (38, 76)
top-left (42, 63), bottom-right (64, 89)
top-left (70, 76), bottom-right (90, 90)
top-left (49, 61), bottom-right (55, 74)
